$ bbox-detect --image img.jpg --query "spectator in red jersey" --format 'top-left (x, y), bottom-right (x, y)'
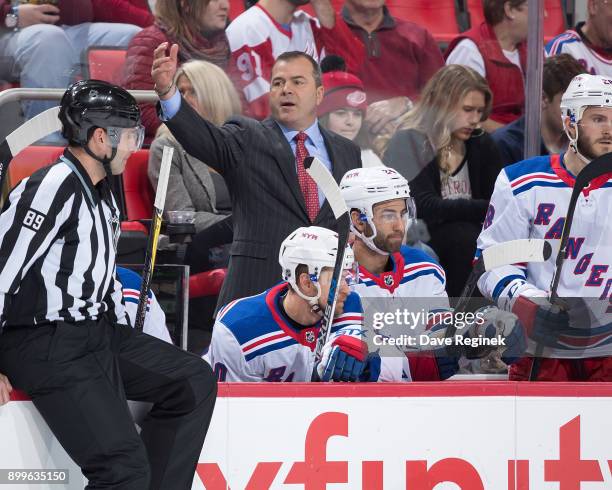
top-left (226, 0), bottom-right (364, 120)
top-left (340, 0), bottom-right (444, 138)
top-left (123, 0), bottom-right (230, 137)
top-left (92, 0), bottom-right (154, 28)
top-left (446, 0), bottom-right (528, 132)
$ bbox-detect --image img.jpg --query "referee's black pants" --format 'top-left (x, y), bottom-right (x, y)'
top-left (0, 318), bottom-right (217, 490)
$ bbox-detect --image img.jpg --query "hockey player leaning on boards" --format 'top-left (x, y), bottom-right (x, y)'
top-left (0, 80), bottom-right (216, 489)
top-left (476, 73), bottom-right (612, 382)
top-left (205, 225), bottom-right (387, 383)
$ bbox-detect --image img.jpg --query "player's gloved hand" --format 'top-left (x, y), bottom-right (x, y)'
top-left (317, 331), bottom-right (368, 382)
top-left (529, 305), bottom-right (569, 348)
top-left (506, 280), bottom-right (569, 349)
top-left (359, 352), bottom-right (382, 382)
top-left (498, 279), bottom-right (548, 313)
top-left (465, 305), bottom-right (527, 364)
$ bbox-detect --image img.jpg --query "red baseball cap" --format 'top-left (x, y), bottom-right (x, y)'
top-left (318, 71), bottom-right (368, 117)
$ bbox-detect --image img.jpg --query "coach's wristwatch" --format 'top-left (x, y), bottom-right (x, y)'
top-left (4, 5), bottom-right (18, 29)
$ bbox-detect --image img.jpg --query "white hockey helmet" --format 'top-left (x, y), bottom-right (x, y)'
top-left (560, 74), bottom-right (612, 162)
top-left (279, 226), bottom-right (355, 307)
top-left (340, 166), bottom-right (416, 255)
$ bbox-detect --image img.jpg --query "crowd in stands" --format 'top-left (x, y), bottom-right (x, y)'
top-left (1, 0), bottom-right (611, 380)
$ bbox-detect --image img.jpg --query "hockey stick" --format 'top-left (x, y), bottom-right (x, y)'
top-left (529, 151), bottom-right (612, 379)
top-left (134, 145), bottom-right (173, 332)
top-left (441, 239), bottom-right (552, 346)
top-left (304, 156), bottom-right (351, 381)
top-left (0, 106), bottom-right (61, 193)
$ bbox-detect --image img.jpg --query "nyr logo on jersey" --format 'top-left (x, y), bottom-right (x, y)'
top-left (22, 208), bottom-right (45, 232)
top-left (301, 232), bottom-right (318, 240)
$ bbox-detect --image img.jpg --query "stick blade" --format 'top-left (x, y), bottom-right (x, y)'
top-left (304, 156), bottom-right (348, 219)
top-left (153, 146), bottom-right (174, 210)
top-left (482, 238), bottom-right (551, 271)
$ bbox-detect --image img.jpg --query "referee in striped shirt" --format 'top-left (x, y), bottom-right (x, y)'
top-left (0, 80), bottom-right (217, 490)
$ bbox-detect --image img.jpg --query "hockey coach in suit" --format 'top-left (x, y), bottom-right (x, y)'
top-left (151, 43), bottom-right (362, 310)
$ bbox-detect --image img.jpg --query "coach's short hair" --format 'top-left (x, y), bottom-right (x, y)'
top-left (273, 51), bottom-right (322, 87)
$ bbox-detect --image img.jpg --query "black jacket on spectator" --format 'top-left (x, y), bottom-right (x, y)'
top-left (384, 128), bottom-right (503, 296)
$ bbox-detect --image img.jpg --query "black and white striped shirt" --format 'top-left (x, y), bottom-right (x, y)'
top-left (0, 150), bottom-right (127, 327)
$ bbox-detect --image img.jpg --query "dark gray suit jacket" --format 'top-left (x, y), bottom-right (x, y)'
top-left (164, 99), bottom-right (362, 310)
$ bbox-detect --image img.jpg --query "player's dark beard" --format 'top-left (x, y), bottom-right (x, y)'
top-left (373, 233), bottom-right (403, 254)
top-left (577, 130), bottom-right (600, 161)
top-left (288, 0), bottom-right (310, 5)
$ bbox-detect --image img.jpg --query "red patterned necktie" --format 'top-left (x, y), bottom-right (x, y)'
top-left (294, 131), bottom-right (320, 222)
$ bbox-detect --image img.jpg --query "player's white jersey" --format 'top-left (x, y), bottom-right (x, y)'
top-left (546, 30), bottom-right (612, 77)
top-left (117, 266), bottom-right (172, 344)
top-left (354, 246), bottom-right (448, 300)
top-left (354, 246), bottom-right (454, 381)
top-left (205, 283), bottom-right (365, 382)
top-left (477, 154), bottom-right (612, 358)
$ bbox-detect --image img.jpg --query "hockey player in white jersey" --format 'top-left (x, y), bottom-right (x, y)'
top-left (339, 167), bottom-right (462, 381)
top-left (476, 73), bottom-right (612, 381)
top-left (205, 226), bottom-right (370, 382)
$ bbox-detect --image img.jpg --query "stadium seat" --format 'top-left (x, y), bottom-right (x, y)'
top-left (465, 0), bottom-right (485, 28)
top-left (122, 149), bottom-right (155, 221)
top-left (83, 47), bottom-right (128, 85)
top-left (542, 0), bottom-right (566, 42)
top-left (387, 0), bottom-right (461, 43)
top-left (465, 0), bottom-right (566, 42)
top-left (7, 146), bottom-right (63, 189)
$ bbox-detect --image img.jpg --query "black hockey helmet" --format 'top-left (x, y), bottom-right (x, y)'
top-left (59, 79), bottom-right (141, 146)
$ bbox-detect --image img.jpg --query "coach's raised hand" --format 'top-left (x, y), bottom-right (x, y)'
top-left (151, 42), bottom-right (179, 100)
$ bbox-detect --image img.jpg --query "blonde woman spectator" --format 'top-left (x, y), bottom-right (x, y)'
top-left (123, 0), bottom-right (230, 137)
top-left (383, 65), bottom-right (503, 297)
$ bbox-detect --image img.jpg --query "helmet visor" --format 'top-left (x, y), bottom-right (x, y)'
top-left (107, 125), bottom-right (145, 152)
top-left (375, 197), bottom-right (417, 227)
